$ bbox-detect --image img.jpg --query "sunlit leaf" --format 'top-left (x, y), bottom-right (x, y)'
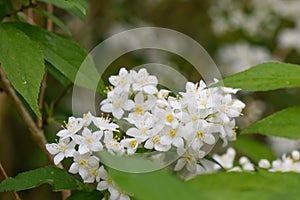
top-left (187, 171), bottom-right (300, 200)
top-left (0, 166), bottom-right (80, 192)
top-left (241, 106), bottom-right (300, 139)
top-left (0, 24), bottom-right (44, 118)
top-left (214, 62), bottom-right (300, 91)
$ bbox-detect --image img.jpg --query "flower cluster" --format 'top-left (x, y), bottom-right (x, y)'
top-left (46, 113), bottom-right (129, 200)
top-left (259, 150), bottom-right (300, 172)
top-left (46, 68), bottom-right (245, 198)
top-left (100, 68), bottom-right (245, 176)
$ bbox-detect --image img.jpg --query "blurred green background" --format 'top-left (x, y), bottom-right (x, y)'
top-left (1, 0), bottom-right (300, 199)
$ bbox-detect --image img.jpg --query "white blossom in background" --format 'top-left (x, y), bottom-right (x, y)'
top-left (259, 150), bottom-right (300, 173)
top-left (208, 0), bottom-right (280, 38)
top-left (216, 42), bottom-right (274, 76)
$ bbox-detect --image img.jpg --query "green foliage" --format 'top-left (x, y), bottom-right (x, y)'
top-left (37, 0), bottom-right (88, 20)
top-left (67, 191), bottom-right (104, 200)
top-left (98, 150), bottom-right (161, 173)
top-left (109, 168), bottom-right (202, 200)
top-left (33, 7), bottom-right (72, 35)
top-left (0, 23), bottom-right (44, 118)
top-left (233, 136), bottom-right (276, 163)
top-left (9, 22), bottom-right (105, 95)
top-left (241, 106), bottom-right (300, 139)
top-left (0, 166), bottom-right (80, 192)
top-left (187, 171), bottom-right (300, 200)
top-left (0, 0), bottom-right (13, 21)
top-left (214, 62), bottom-right (300, 91)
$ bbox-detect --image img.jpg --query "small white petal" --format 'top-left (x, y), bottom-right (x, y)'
top-left (54, 153), bottom-right (64, 165)
top-left (97, 181), bottom-right (108, 191)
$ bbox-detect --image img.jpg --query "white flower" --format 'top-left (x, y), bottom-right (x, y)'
top-left (212, 147), bottom-right (236, 170)
top-left (131, 92), bottom-right (156, 116)
top-left (131, 68), bottom-right (158, 94)
top-left (82, 112), bottom-right (94, 127)
top-left (144, 134), bottom-right (171, 152)
top-left (46, 137), bottom-right (76, 165)
top-left (126, 112), bottom-right (160, 141)
top-left (92, 116), bottom-right (119, 132)
top-left (120, 138), bottom-right (139, 155)
top-left (174, 147), bottom-right (205, 174)
top-left (56, 117), bottom-right (84, 139)
top-left (108, 68), bottom-right (132, 93)
top-left (69, 152), bottom-right (99, 181)
top-left (72, 128), bottom-right (103, 154)
top-left (189, 121), bottom-right (216, 151)
top-left (101, 91), bottom-right (134, 119)
top-left (258, 159), bottom-right (271, 169)
top-left (104, 131), bottom-right (125, 155)
top-left (160, 126), bottom-right (184, 149)
top-left (97, 166), bottom-right (130, 200)
top-left (292, 150), bottom-right (300, 160)
top-left (239, 156), bottom-right (255, 171)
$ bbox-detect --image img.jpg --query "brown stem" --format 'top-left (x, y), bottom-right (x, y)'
top-left (47, 4), bottom-right (54, 31)
top-left (0, 163), bottom-right (21, 200)
top-left (0, 65), bottom-right (69, 198)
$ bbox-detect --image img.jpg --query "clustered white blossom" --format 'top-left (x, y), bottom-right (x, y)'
top-left (209, 0), bottom-right (300, 54)
top-left (211, 148), bottom-right (300, 174)
top-left (46, 68), bottom-right (246, 198)
top-left (259, 150), bottom-right (300, 172)
top-left (212, 147), bottom-right (255, 172)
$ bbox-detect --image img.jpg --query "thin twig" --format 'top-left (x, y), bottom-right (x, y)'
top-left (47, 4), bottom-right (54, 31)
top-left (0, 163), bottom-right (21, 200)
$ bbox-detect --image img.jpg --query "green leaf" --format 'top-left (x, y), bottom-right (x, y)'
top-left (45, 61), bottom-right (71, 87)
top-left (0, 24), bottom-right (44, 118)
top-left (9, 22), bottom-right (105, 95)
top-left (233, 136), bottom-right (276, 163)
top-left (0, 0), bottom-right (14, 21)
top-left (67, 190), bottom-right (104, 200)
top-left (109, 168), bottom-right (202, 200)
top-left (33, 7), bottom-right (72, 35)
top-left (214, 62), bottom-right (300, 91)
top-left (0, 166), bottom-right (80, 192)
top-left (98, 150), bottom-right (162, 173)
top-left (241, 106), bottom-right (300, 139)
top-left (37, 0), bottom-right (88, 20)
top-left (187, 171), bottom-right (300, 200)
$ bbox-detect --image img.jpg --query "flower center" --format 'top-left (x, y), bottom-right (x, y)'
top-left (129, 140), bottom-right (137, 148)
top-left (152, 135), bottom-right (160, 144)
top-left (166, 114), bottom-right (174, 122)
top-left (169, 129), bottom-right (177, 138)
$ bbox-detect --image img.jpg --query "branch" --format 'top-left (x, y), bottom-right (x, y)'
top-left (0, 163), bottom-right (21, 200)
top-left (0, 66), bottom-right (56, 165)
